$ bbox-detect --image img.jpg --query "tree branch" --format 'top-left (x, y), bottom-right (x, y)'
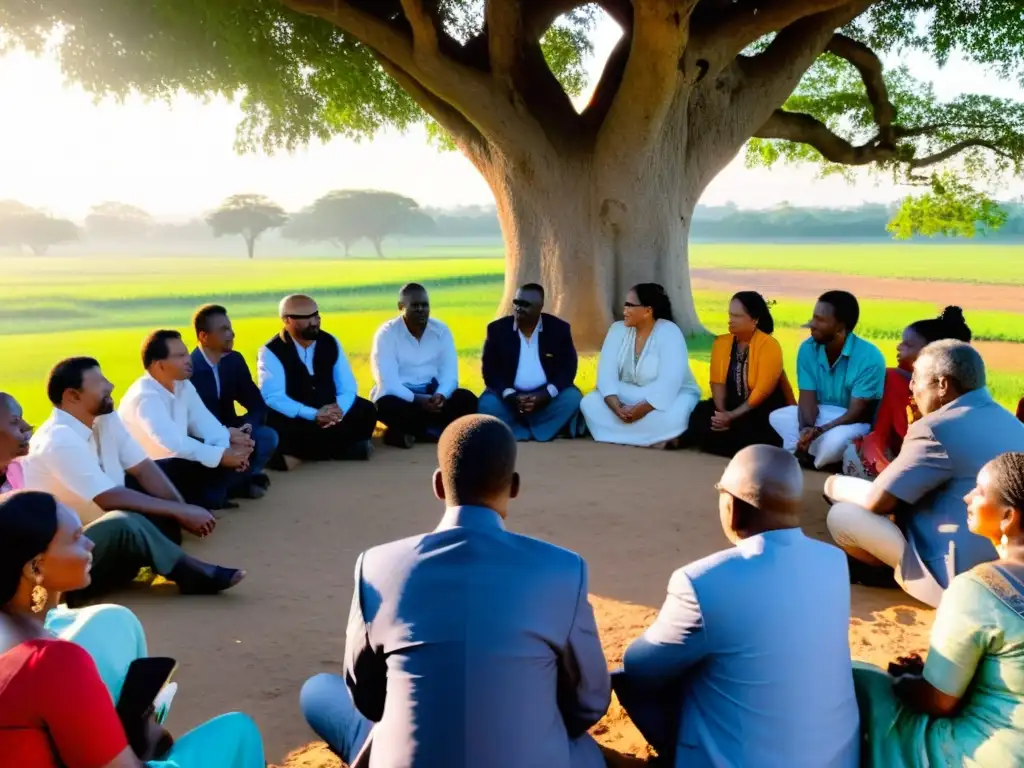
top-left (909, 139), bottom-right (1014, 169)
top-left (486, 0), bottom-right (521, 83)
top-left (826, 33), bottom-right (895, 146)
top-left (755, 109), bottom-right (896, 165)
top-left (399, 0), bottom-right (439, 52)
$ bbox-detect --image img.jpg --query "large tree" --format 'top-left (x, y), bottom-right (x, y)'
top-left (206, 193), bottom-right (289, 258)
top-left (4, 2), bottom-right (1024, 346)
top-left (284, 189), bottom-right (435, 256)
top-left (84, 202), bottom-right (154, 241)
top-left (0, 202), bottom-right (79, 255)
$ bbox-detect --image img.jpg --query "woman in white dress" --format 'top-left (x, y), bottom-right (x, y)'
top-left (581, 283), bottom-right (702, 447)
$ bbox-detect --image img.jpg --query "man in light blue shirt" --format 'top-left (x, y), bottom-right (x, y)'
top-left (769, 290), bottom-right (885, 468)
top-left (614, 445), bottom-right (859, 768)
top-left (257, 294), bottom-right (377, 464)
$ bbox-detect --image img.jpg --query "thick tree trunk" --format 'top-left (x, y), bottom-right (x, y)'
top-left (485, 145), bottom-right (707, 352)
top-left (244, 234), bottom-right (255, 260)
top-left (371, 237), bottom-right (384, 258)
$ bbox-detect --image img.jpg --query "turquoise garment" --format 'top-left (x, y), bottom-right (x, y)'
top-left (45, 604), bottom-right (266, 767)
top-left (796, 334), bottom-right (885, 409)
top-left (854, 566), bottom-right (1024, 767)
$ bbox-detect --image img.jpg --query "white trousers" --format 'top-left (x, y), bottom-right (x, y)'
top-left (824, 476), bottom-right (907, 569)
top-left (769, 405), bottom-right (871, 469)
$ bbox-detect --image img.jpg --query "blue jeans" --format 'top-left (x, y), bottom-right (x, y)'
top-left (300, 673), bottom-right (374, 764)
top-left (478, 387), bottom-right (583, 442)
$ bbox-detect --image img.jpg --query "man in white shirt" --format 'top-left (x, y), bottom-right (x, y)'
top-left (371, 283), bottom-right (478, 448)
top-left (21, 361), bottom-right (246, 603)
top-left (257, 294), bottom-right (378, 464)
top-left (119, 330), bottom-right (254, 510)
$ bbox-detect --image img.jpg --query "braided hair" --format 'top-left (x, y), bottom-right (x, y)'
top-left (989, 452), bottom-right (1024, 512)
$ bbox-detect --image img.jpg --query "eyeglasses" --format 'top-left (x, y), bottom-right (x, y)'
top-left (623, 301), bottom-right (643, 309)
top-left (285, 311), bottom-right (320, 320)
top-left (512, 299), bottom-right (534, 309)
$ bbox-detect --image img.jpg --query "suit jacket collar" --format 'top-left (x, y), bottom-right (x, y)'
top-left (435, 505), bottom-right (506, 533)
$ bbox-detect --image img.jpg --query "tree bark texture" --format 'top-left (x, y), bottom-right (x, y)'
top-left (281, 0), bottom-right (877, 349)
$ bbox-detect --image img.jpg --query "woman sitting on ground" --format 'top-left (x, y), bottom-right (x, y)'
top-left (686, 291), bottom-right (794, 457)
top-left (842, 306), bottom-right (972, 479)
top-left (581, 283), bottom-right (701, 448)
top-left (853, 452), bottom-right (1024, 767)
top-left (0, 490), bottom-right (265, 768)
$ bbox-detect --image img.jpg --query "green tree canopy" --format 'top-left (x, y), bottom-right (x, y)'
top-left (84, 201), bottom-right (154, 240)
top-left (205, 193), bottom-right (288, 259)
top-left (0, 202), bottom-right (79, 255)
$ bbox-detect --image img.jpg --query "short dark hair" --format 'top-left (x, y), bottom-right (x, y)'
top-left (142, 329), bottom-right (183, 369)
top-left (0, 491), bottom-right (59, 607)
top-left (818, 290), bottom-right (860, 332)
top-left (437, 415), bottom-right (517, 505)
top-left (731, 291), bottom-right (775, 335)
top-left (909, 306), bottom-right (972, 344)
top-left (193, 304), bottom-right (228, 337)
top-left (400, 282), bottom-right (427, 296)
top-left (520, 283), bottom-right (545, 300)
top-left (47, 357), bottom-right (101, 406)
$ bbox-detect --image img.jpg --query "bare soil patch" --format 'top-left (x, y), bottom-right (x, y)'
top-left (691, 267), bottom-right (1024, 313)
top-left (112, 443), bottom-right (932, 767)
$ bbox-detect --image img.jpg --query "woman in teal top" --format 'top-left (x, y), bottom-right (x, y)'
top-left (854, 451), bottom-right (1024, 766)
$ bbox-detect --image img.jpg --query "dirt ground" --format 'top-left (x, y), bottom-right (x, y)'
top-left (690, 267), bottom-right (1024, 314)
top-left (111, 443), bottom-right (933, 767)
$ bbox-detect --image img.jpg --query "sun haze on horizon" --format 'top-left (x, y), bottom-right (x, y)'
top-left (2, 14), bottom-right (1023, 221)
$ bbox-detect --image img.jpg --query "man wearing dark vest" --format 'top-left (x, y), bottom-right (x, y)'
top-left (257, 294), bottom-right (377, 465)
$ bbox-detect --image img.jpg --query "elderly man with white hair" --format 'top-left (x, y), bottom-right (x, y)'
top-left (614, 445), bottom-right (859, 768)
top-left (825, 340), bottom-right (1024, 607)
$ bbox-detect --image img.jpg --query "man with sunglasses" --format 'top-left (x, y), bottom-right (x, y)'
top-left (613, 445), bottom-right (859, 768)
top-left (479, 283), bottom-right (582, 442)
top-left (257, 295), bottom-right (377, 464)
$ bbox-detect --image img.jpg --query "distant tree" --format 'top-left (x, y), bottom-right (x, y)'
top-left (205, 194), bottom-right (288, 259)
top-left (282, 190), bottom-right (434, 257)
top-left (84, 202), bottom-right (154, 240)
top-left (0, 204), bottom-right (79, 255)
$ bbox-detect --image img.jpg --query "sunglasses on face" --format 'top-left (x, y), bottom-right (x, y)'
top-left (512, 299), bottom-right (534, 309)
top-left (285, 311), bottom-right (320, 320)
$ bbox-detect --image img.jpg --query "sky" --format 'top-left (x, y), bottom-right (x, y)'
top-left (1, 15), bottom-right (1021, 221)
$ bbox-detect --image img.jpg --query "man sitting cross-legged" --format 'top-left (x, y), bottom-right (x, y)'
top-left (190, 303), bottom-right (278, 499)
top-left (371, 282), bottom-right (478, 448)
top-left (18, 362), bottom-right (245, 603)
top-left (614, 445), bottom-right (859, 768)
top-left (119, 330), bottom-right (254, 510)
top-left (258, 294), bottom-right (377, 464)
top-left (479, 283), bottom-right (583, 442)
top-left (300, 415), bottom-right (611, 767)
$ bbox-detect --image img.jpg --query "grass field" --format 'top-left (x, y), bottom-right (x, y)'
top-left (2, 245), bottom-right (1022, 424)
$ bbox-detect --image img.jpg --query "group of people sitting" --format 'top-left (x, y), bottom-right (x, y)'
top-left (2, 278), bottom-right (1024, 767)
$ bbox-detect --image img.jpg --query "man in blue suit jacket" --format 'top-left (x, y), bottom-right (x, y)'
top-left (190, 304), bottom-right (278, 498)
top-left (479, 283), bottom-right (582, 441)
top-left (614, 445), bottom-right (860, 768)
top-left (300, 415), bottom-right (611, 767)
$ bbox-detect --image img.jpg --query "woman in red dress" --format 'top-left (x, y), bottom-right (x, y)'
top-left (842, 306), bottom-right (972, 478)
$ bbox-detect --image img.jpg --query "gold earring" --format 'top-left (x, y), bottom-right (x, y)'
top-left (999, 534), bottom-right (1010, 560)
top-left (30, 576), bottom-right (48, 614)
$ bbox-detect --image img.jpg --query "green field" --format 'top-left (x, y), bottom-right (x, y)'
top-left (2, 245), bottom-right (1022, 424)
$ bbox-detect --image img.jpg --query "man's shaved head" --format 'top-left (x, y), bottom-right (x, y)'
top-left (279, 294), bottom-right (321, 343)
top-left (434, 415), bottom-right (519, 513)
top-left (280, 294), bottom-right (318, 317)
top-left (717, 445), bottom-right (803, 541)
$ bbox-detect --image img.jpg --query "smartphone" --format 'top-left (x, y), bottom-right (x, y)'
top-left (116, 657), bottom-right (178, 753)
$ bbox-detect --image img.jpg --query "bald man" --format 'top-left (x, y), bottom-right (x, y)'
top-left (257, 295), bottom-right (377, 463)
top-left (615, 446), bottom-right (859, 768)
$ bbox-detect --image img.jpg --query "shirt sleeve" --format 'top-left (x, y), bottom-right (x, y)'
top-left (257, 346), bottom-right (317, 421)
top-left (436, 326), bottom-right (459, 399)
top-left (923, 574), bottom-right (999, 698)
top-left (185, 382), bottom-right (231, 447)
top-left (621, 568), bottom-right (710, 684)
top-left (560, 559), bottom-right (612, 737)
top-left (709, 336), bottom-right (729, 386)
top-left (40, 432), bottom-right (117, 502)
top-left (796, 339), bottom-right (818, 392)
top-left (370, 324), bottom-right (415, 403)
top-left (333, 338), bottom-right (359, 413)
top-left (638, 323), bottom-right (688, 412)
top-left (747, 336), bottom-right (785, 409)
top-left (35, 641), bottom-right (130, 768)
top-left (873, 421), bottom-right (953, 505)
top-left (130, 390), bottom-right (225, 468)
top-left (111, 414), bottom-right (149, 472)
top-left (596, 323), bottom-right (624, 398)
top-left (851, 343), bottom-right (887, 400)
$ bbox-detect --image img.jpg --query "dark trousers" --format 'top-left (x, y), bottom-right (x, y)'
top-left (611, 670), bottom-right (682, 764)
top-left (375, 389), bottom-right (479, 441)
top-left (124, 474), bottom-right (185, 545)
top-left (154, 457), bottom-right (236, 512)
top-left (686, 387), bottom-right (787, 458)
top-left (269, 397), bottom-right (377, 460)
top-left (230, 424), bottom-right (278, 493)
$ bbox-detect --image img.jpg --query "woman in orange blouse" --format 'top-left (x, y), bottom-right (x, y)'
top-left (686, 292), bottom-right (795, 457)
